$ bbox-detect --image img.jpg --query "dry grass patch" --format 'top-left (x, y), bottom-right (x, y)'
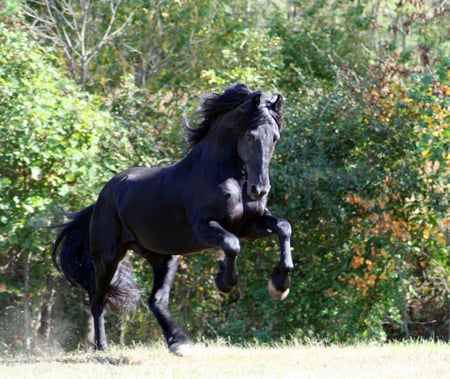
top-left (1, 341), bottom-right (449, 379)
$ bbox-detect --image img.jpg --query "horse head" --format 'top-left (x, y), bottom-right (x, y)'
top-left (236, 90), bottom-right (283, 200)
top-left (185, 84), bottom-right (284, 200)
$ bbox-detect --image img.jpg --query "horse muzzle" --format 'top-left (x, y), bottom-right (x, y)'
top-left (248, 183), bottom-right (271, 200)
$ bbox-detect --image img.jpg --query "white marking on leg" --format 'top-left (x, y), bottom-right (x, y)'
top-left (170, 343), bottom-right (192, 357)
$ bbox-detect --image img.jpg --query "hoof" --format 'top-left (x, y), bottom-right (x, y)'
top-left (169, 342), bottom-right (192, 357)
top-left (213, 279), bottom-right (225, 294)
top-left (268, 279), bottom-right (290, 301)
top-left (94, 342), bottom-right (109, 351)
top-left (213, 276), bottom-right (236, 294)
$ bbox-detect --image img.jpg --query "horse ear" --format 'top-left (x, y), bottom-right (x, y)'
top-left (271, 94), bottom-right (283, 112)
top-left (252, 93), bottom-right (262, 108)
top-left (240, 91), bottom-right (262, 112)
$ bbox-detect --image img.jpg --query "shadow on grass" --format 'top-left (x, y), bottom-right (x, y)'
top-left (0, 351), bottom-right (138, 367)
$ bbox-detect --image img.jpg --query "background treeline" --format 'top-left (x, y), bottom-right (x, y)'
top-left (0, 0), bottom-right (448, 353)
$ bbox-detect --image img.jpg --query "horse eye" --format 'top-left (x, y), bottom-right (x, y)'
top-left (247, 134), bottom-right (256, 142)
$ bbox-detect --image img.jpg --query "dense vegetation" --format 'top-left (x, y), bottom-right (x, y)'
top-left (0, 0), bottom-right (448, 353)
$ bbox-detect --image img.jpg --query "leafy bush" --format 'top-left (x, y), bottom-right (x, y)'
top-left (0, 23), bottom-right (129, 352)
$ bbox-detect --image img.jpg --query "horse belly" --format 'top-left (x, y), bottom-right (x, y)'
top-left (120, 198), bottom-right (203, 255)
top-left (123, 207), bottom-right (201, 255)
top-left (136, 218), bottom-right (203, 255)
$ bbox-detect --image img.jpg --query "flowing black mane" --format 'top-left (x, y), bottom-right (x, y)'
top-left (185, 83), bottom-right (255, 149)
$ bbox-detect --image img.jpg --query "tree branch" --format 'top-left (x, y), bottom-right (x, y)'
top-left (24, 0), bottom-right (135, 88)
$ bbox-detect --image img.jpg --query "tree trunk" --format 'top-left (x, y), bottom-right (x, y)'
top-left (82, 304), bottom-right (94, 350)
top-left (36, 277), bottom-right (56, 343)
top-left (24, 251), bottom-right (33, 354)
top-left (120, 314), bottom-right (126, 346)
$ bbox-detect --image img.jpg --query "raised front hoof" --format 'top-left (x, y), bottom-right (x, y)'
top-left (267, 279), bottom-right (290, 301)
top-left (169, 340), bottom-right (192, 357)
top-left (213, 276), bottom-right (236, 294)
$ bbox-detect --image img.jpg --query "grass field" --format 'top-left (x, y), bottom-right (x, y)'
top-left (1, 341), bottom-right (449, 379)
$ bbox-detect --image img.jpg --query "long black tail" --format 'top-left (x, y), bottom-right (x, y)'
top-left (52, 205), bottom-right (96, 294)
top-left (52, 204), bottom-right (140, 312)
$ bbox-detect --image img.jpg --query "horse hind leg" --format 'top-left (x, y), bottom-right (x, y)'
top-left (90, 262), bottom-right (117, 350)
top-left (90, 275), bottom-right (111, 350)
top-left (146, 253), bottom-right (192, 356)
top-left (91, 300), bottom-right (108, 350)
top-left (90, 239), bottom-right (128, 350)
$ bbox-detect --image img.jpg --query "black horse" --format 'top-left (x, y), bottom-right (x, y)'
top-left (52, 84), bottom-right (293, 356)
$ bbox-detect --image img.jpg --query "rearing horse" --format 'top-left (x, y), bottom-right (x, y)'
top-left (52, 84), bottom-right (293, 356)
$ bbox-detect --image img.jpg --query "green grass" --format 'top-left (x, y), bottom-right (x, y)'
top-left (1, 341), bottom-right (450, 379)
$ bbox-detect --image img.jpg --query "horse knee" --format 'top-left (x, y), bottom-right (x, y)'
top-left (277, 219), bottom-right (291, 238)
top-left (223, 235), bottom-right (240, 256)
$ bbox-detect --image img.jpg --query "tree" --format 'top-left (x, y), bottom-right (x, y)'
top-left (24, 0), bottom-right (136, 90)
top-left (0, 22), bottom-right (129, 352)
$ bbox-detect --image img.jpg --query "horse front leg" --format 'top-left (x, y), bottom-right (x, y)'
top-left (194, 220), bottom-right (241, 294)
top-left (242, 211), bottom-right (294, 301)
top-left (215, 249), bottom-right (239, 294)
top-left (267, 216), bottom-right (293, 301)
top-left (147, 254), bottom-right (191, 356)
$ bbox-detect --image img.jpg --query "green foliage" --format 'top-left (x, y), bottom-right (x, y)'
top-left (199, 28), bottom-right (283, 91)
top-left (265, 55), bottom-right (449, 341)
top-left (0, 22), bottom-right (118, 249)
top-left (0, 0), bottom-right (22, 16)
top-left (0, 23), bottom-right (129, 351)
top-left (269, 1), bottom-right (372, 87)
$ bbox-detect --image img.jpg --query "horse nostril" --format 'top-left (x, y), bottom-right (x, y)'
top-left (250, 185), bottom-right (267, 199)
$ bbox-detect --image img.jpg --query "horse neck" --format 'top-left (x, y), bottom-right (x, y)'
top-left (193, 127), bottom-right (243, 179)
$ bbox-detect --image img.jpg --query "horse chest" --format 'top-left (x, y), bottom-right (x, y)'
top-left (218, 180), bottom-right (244, 220)
top-left (219, 180), bottom-right (265, 225)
